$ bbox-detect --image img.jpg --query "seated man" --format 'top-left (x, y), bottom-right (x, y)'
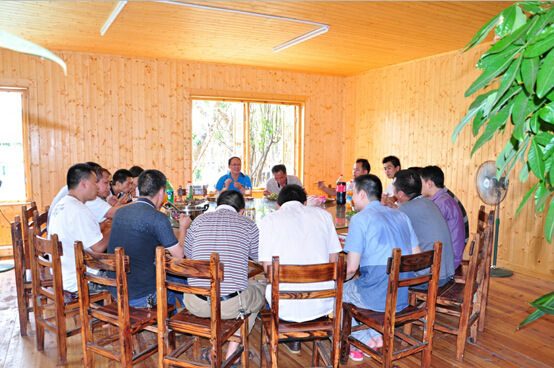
top-left (317, 158), bottom-right (370, 196)
top-left (129, 165), bottom-right (144, 198)
top-left (86, 166), bottom-right (127, 227)
top-left (183, 190), bottom-right (265, 366)
top-left (381, 155), bottom-right (401, 203)
top-left (420, 165), bottom-right (466, 270)
top-left (108, 169), bottom-right (134, 204)
top-left (49, 163), bottom-right (110, 295)
top-left (394, 169), bottom-right (455, 286)
top-left (107, 169), bottom-right (191, 308)
top-left (47, 161), bottom-right (101, 233)
top-left (263, 164), bottom-right (303, 196)
top-left (258, 184), bottom-right (342, 353)
top-left (215, 156), bottom-right (252, 195)
top-left (343, 174), bottom-right (420, 361)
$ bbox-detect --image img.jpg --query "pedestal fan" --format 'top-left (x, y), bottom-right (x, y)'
top-left (476, 160), bottom-right (512, 277)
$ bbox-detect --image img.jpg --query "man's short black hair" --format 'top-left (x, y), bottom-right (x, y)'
top-left (277, 184), bottom-right (306, 206)
top-left (408, 166), bottom-right (422, 172)
top-left (228, 156), bottom-right (241, 166)
top-left (67, 163), bottom-right (94, 190)
top-left (382, 156), bottom-right (401, 169)
top-left (138, 170), bottom-right (167, 198)
top-left (129, 166), bottom-right (144, 178)
top-left (271, 164), bottom-right (287, 175)
top-left (356, 158), bottom-right (371, 173)
top-left (86, 161), bottom-right (101, 170)
top-left (353, 174), bottom-right (382, 201)
top-left (112, 169), bottom-right (133, 185)
top-left (93, 167), bottom-right (110, 183)
top-left (393, 170), bottom-right (422, 199)
top-left (419, 166), bottom-right (445, 188)
top-left (217, 190), bottom-right (245, 212)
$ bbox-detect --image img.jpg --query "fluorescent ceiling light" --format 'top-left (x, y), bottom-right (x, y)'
top-left (101, 1), bottom-right (127, 36)
top-left (273, 26), bottom-right (329, 53)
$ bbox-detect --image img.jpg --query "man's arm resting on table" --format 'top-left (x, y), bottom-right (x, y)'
top-left (89, 228), bottom-right (110, 253)
top-left (168, 215), bottom-right (192, 259)
top-left (346, 251), bottom-right (361, 280)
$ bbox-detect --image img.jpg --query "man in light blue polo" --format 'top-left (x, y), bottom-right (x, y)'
top-left (215, 156), bottom-right (252, 195)
top-left (343, 174), bottom-right (420, 361)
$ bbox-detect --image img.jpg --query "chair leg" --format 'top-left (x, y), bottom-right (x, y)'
top-left (312, 340), bottom-right (320, 367)
top-left (34, 298), bottom-right (45, 351)
top-left (55, 310), bottom-right (68, 367)
top-left (15, 284), bottom-right (28, 336)
top-left (339, 309), bottom-right (351, 365)
top-left (242, 318), bottom-right (249, 368)
top-left (455, 317), bottom-right (469, 362)
top-left (260, 323), bottom-right (267, 368)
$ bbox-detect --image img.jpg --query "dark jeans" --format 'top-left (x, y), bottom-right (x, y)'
top-left (409, 276), bottom-right (453, 291)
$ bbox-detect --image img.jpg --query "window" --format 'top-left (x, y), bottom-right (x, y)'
top-left (0, 89), bottom-right (29, 201)
top-left (192, 99), bottom-right (302, 188)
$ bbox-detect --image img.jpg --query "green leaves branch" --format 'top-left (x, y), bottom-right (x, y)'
top-left (452, 1), bottom-right (554, 329)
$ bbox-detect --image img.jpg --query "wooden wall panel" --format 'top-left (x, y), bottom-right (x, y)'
top-left (0, 49), bottom-right (346, 245)
top-left (345, 43), bottom-right (553, 279)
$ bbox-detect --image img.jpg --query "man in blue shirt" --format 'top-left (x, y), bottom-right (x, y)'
top-left (215, 156), bottom-right (252, 195)
top-left (343, 174), bottom-right (420, 361)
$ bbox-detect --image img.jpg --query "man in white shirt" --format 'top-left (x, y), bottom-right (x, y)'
top-left (48, 163), bottom-right (110, 293)
top-left (258, 184), bottom-right (342, 353)
top-left (263, 164), bottom-right (303, 196)
top-left (381, 155), bottom-right (401, 205)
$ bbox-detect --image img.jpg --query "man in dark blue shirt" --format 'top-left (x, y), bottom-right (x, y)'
top-left (107, 169), bottom-right (191, 308)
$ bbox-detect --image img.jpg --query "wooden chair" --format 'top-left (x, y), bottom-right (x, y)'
top-left (29, 228), bottom-right (109, 367)
top-left (156, 247), bottom-right (248, 368)
top-left (75, 242), bottom-right (160, 367)
top-left (259, 254), bottom-right (346, 368)
top-left (340, 242), bottom-right (443, 368)
top-left (409, 215), bottom-right (494, 362)
top-left (12, 204), bottom-right (49, 336)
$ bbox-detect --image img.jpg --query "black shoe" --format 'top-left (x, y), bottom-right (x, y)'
top-left (284, 341), bottom-right (301, 354)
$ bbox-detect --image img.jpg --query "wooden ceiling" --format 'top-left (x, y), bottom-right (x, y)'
top-left (0, 1), bottom-right (515, 76)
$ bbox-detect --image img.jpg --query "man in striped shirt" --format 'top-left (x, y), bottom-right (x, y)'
top-left (183, 190), bottom-right (265, 366)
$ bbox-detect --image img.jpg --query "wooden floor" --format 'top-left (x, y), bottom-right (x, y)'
top-left (1, 268), bottom-right (553, 368)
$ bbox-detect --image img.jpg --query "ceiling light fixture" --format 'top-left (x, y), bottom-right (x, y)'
top-left (273, 26), bottom-right (329, 53)
top-left (154, 0), bottom-right (329, 52)
top-left (101, 1), bottom-right (127, 36)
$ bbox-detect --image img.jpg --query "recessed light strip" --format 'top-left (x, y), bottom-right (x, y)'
top-left (154, 0), bottom-right (330, 52)
top-left (100, 1), bottom-right (128, 36)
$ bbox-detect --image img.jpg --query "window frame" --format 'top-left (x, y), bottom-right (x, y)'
top-left (0, 86), bottom-right (32, 203)
top-left (190, 95), bottom-right (305, 186)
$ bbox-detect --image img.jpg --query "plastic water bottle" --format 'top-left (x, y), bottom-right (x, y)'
top-left (186, 181), bottom-right (193, 200)
top-left (166, 180), bottom-right (175, 204)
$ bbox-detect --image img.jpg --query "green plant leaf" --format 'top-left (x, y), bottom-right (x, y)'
top-left (536, 131), bottom-right (554, 146)
top-left (512, 91), bottom-right (531, 140)
top-left (522, 56), bottom-right (540, 92)
top-left (531, 290), bottom-right (554, 304)
top-left (529, 137), bottom-right (546, 180)
top-left (520, 161), bottom-right (531, 182)
top-left (532, 303), bottom-right (554, 314)
top-left (453, 93), bottom-right (490, 142)
top-left (506, 135), bottom-right (530, 179)
top-left (518, 308), bottom-right (546, 329)
top-left (495, 56), bottom-right (523, 106)
top-left (527, 11), bottom-right (554, 45)
top-left (525, 95), bottom-right (547, 117)
top-left (0, 29), bottom-right (67, 75)
top-left (537, 48), bottom-right (554, 98)
top-left (530, 114), bottom-right (541, 134)
top-left (463, 13), bottom-right (501, 51)
top-left (545, 196), bottom-right (554, 242)
top-left (535, 186), bottom-right (554, 213)
top-left (520, 2), bottom-right (546, 15)
top-left (544, 136), bottom-right (554, 159)
top-left (525, 32), bottom-right (554, 58)
top-left (490, 85), bottom-right (523, 117)
top-left (471, 103), bottom-right (512, 156)
top-left (496, 5), bottom-right (526, 38)
top-left (472, 108), bottom-right (485, 136)
top-left (497, 138), bottom-right (518, 175)
top-left (478, 44), bottom-right (519, 71)
top-left (535, 181), bottom-right (547, 212)
top-left (466, 47), bottom-right (522, 97)
top-left (486, 15), bottom-right (537, 57)
top-left (516, 182), bottom-right (539, 216)
top-left (539, 101), bottom-right (554, 122)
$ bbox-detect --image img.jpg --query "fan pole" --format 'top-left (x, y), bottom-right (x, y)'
top-left (491, 199), bottom-right (513, 278)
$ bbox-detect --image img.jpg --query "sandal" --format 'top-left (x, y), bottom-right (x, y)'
top-left (201, 347), bottom-right (254, 367)
top-left (229, 350), bottom-right (254, 368)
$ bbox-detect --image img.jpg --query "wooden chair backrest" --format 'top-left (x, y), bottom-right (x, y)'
top-left (156, 246), bottom-right (224, 342)
top-left (21, 201), bottom-right (37, 269)
top-left (472, 212), bottom-right (494, 297)
top-left (476, 205), bottom-right (489, 235)
top-left (31, 208), bottom-right (49, 238)
top-left (75, 242), bottom-right (130, 328)
top-left (386, 242), bottom-right (443, 323)
top-left (267, 254), bottom-right (346, 343)
top-left (30, 230), bottom-right (64, 308)
top-left (11, 215), bottom-right (25, 282)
